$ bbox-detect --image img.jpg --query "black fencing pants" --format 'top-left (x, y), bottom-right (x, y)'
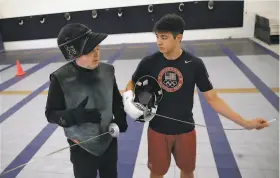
top-left (69, 138), bottom-right (118, 178)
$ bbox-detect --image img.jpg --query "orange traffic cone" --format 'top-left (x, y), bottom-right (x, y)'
top-left (16, 60), bottom-right (26, 76)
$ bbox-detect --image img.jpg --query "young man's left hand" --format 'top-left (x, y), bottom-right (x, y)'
top-left (243, 118), bottom-right (270, 130)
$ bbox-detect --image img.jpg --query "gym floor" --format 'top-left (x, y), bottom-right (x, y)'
top-left (0, 38), bottom-right (278, 178)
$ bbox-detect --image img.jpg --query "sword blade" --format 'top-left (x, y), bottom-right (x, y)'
top-left (151, 112), bottom-right (247, 130)
top-left (151, 112), bottom-right (277, 131)
top-left (0, 131), bottom-right (110, 176)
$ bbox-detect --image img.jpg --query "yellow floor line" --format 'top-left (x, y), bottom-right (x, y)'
top-left (6, 40), bottom-right (251, 56)
top-left (101, 47), bottom-right (121, 50)
top-left (0, 88), bottom-right (278, 95)
top-left (127, 45), bottom-right (148, 49)
top-left (101, 46), bottom-right (148, 50)
top-left (192, 41), bottom-right (249, 46)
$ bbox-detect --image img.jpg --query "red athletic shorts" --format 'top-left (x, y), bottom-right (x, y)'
top-left (147, 128), bottom-right (196, 175)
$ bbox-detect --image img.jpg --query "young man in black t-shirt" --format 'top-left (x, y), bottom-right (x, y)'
top-left (122, 14), bottom-right (269, 178)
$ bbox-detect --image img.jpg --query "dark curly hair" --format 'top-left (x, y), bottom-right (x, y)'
top-left (153, 14), bottom-right (185, 39)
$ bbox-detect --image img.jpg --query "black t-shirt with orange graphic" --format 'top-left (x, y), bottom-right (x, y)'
top-left (132, 50), bottom-right (213, 135)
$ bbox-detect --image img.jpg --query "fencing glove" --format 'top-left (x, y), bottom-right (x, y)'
top-left (122, 90), bottom-right (144, 119)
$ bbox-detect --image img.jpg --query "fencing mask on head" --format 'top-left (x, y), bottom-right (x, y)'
top-left (57, 23), bottom-right (108, 61)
